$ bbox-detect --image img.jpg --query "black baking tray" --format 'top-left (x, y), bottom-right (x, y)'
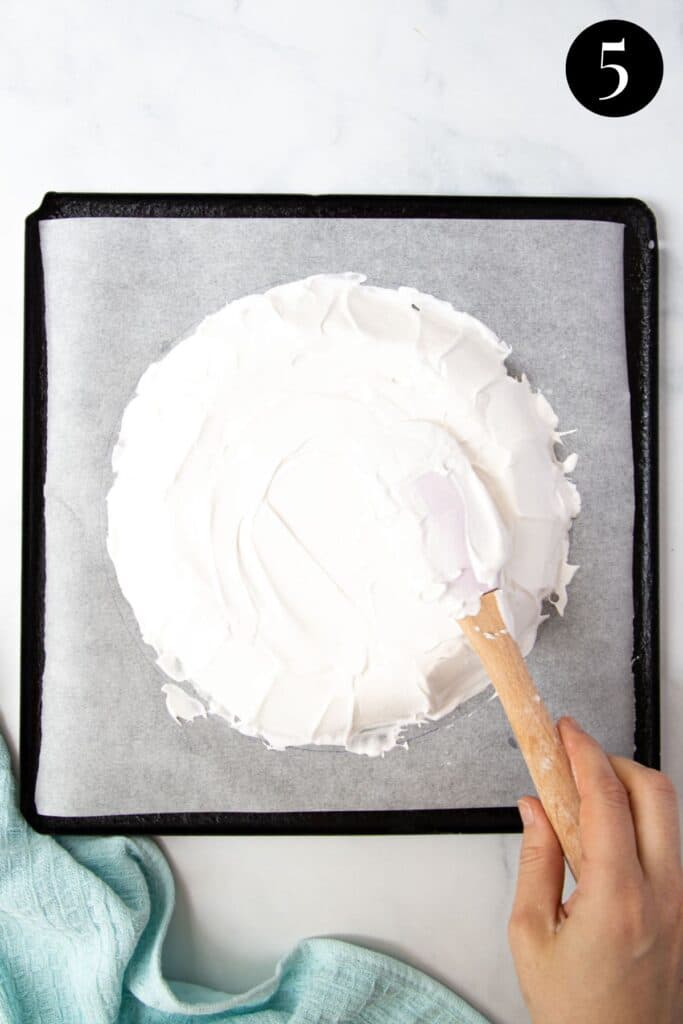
top-left (21, 193), bottom-right (659, 835)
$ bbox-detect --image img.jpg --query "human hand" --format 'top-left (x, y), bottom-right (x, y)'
top-left (508, 716), bottom-right (683, 1024)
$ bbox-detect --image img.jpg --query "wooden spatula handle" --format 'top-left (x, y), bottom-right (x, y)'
top-left (460, 591), bottom-right (582, 880)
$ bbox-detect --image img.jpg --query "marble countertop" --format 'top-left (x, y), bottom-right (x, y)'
top-left (1, 2), bottom-right (681, 1021)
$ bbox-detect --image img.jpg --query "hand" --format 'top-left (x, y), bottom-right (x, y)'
top-left (508, 716), bottom-right (683, 1024)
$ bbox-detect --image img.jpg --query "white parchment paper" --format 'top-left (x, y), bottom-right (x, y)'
top-left (35, 216), bottom-right (634, 817)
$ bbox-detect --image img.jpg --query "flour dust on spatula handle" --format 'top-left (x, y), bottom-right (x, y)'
top-left (460, 591), bottom-right (582, 880)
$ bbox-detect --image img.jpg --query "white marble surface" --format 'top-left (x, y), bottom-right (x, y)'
top-left (1, 2), bottom-right (681, 1021)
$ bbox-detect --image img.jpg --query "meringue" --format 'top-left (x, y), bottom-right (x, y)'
top-left (106, 273), bottom-right (579, 755)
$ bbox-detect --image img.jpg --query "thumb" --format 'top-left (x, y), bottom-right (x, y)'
top-left (509, 797), bottom-right (566, 945)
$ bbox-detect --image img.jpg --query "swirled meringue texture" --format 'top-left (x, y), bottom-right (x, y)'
top-left (107, 274), bottom-right (580, 756)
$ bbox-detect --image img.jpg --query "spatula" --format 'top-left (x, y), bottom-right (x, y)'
top-left (459, 590), bottom-right (582, 880)
top-left (413, 468), bottom-right (582, 879)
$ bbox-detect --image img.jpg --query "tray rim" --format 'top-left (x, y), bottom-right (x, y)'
top-left (21, 192), bottom-right (659, 835)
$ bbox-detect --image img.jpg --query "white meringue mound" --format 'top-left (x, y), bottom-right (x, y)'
top-left (106, 273), bottom-right (580, 757)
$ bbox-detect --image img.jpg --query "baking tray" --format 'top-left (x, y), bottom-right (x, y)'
top-left (21, 193), bottom-right (659, 834)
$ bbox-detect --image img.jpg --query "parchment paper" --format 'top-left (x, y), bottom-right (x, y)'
top-left (35, 216), bottom-right (633, 817)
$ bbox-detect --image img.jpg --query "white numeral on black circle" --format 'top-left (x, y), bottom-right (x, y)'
top-left (599, 39), bottom-right (628, 100)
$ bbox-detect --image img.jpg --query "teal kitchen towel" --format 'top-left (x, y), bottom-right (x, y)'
top-left (0, 733), bottom-right (491, 1023)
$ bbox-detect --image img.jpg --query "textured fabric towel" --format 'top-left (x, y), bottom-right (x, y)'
top-left (0, 733), bottom-right (491, 1023)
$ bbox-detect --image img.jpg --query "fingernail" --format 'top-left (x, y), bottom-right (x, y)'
top-left (517, 799), bottom-right (534, 827)
top-left (563, 716), bottom-right (583, 733)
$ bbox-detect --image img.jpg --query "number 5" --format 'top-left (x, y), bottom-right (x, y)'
top-left (600, 39), bottom-right (628, 100)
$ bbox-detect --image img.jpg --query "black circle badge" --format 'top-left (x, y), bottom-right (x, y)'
top-left (566, 20), bottom-right (663, 116)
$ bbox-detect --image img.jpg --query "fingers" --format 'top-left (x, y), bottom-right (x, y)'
top-left (509, 796), bottom-right (566, 946)
top-left (608, 755), bottom-right (683, 885)
top-left (557, 717), bottom-right (642, 889)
